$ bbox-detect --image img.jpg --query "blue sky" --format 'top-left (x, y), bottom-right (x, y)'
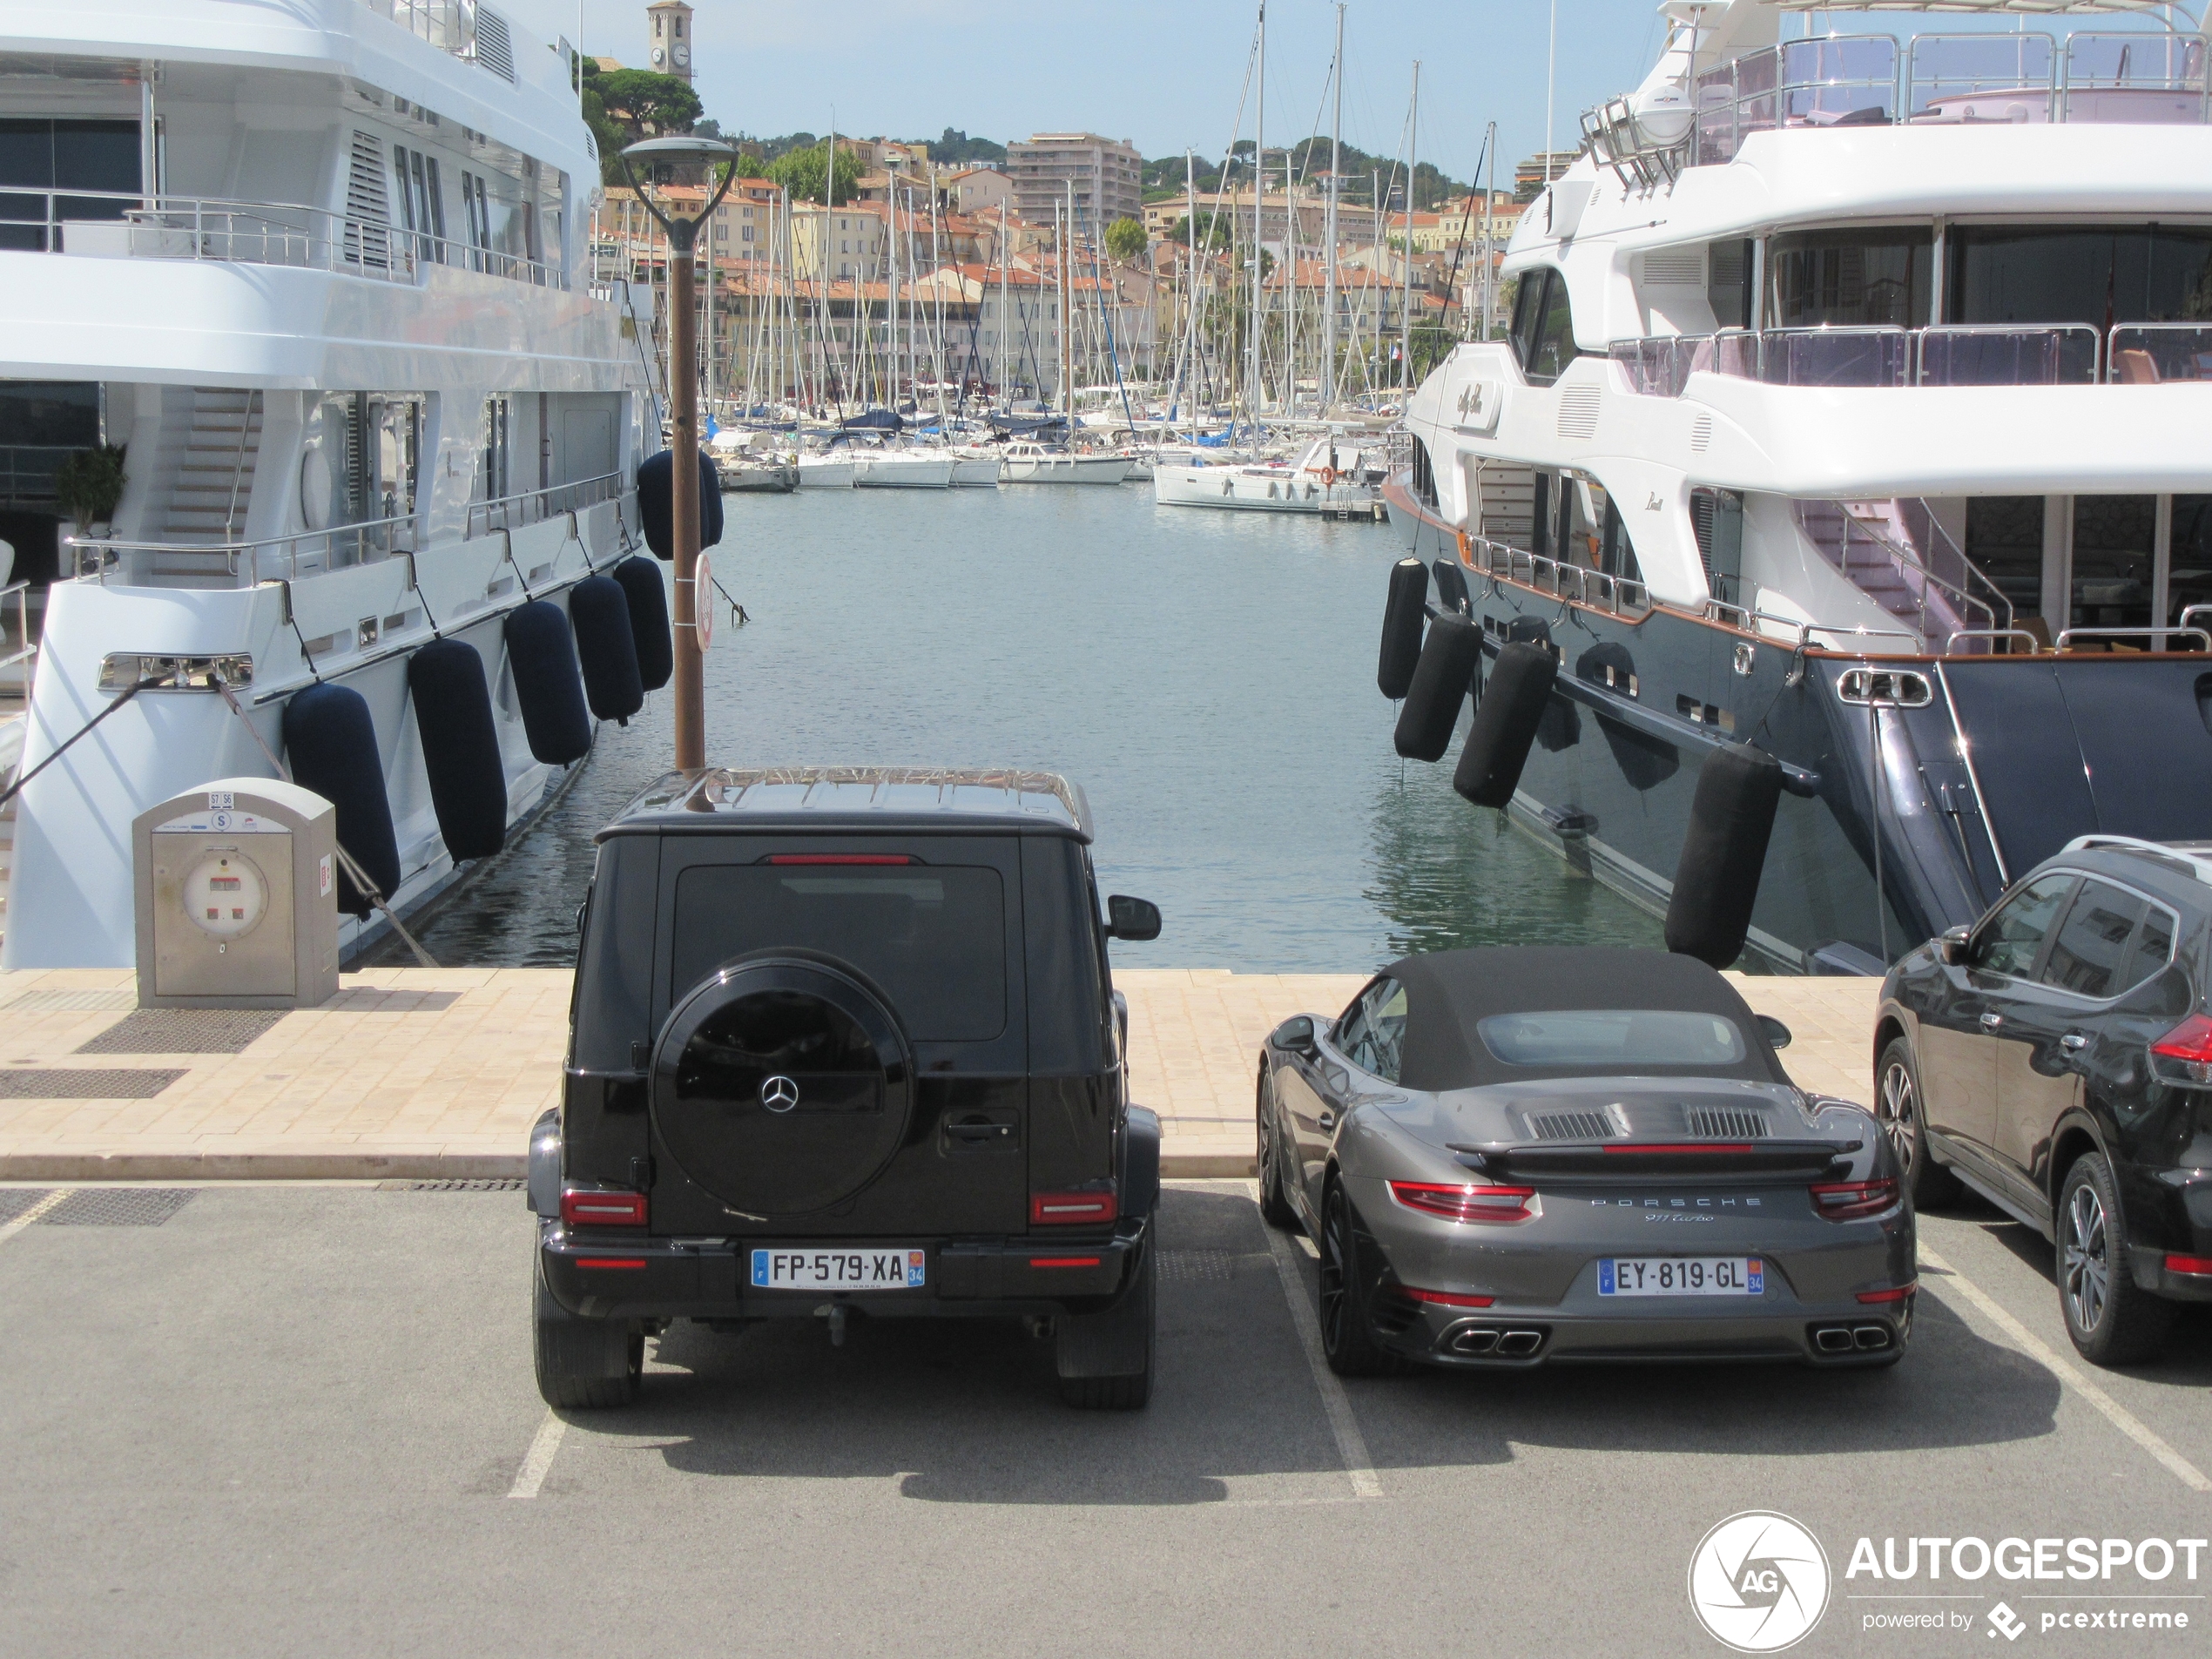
top-left (509, 0), bottom-right (1682, 182)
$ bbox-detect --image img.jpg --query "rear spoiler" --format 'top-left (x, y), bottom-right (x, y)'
top-left (1449, 1139), bottom-right (1860, 1180)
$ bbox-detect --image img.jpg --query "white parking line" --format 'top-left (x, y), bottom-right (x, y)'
top-left (0, 1190), bottom-right (69, 1246)
top-left (507, 1410), bottom-right (567, 1500)
top-left (1255, 1185), bottom-right (1384, 1501)
top-left (1920, 1244), bottom-right (2211, 1494)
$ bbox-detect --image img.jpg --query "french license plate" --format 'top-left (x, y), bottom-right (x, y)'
top-left (1598, 1257), bottom-right (1764, 1297)
top-left (751, 1248), bottom-right (927, 1291)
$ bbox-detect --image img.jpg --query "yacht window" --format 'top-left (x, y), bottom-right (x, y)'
top-left (1708, 239), bottom-right (1753, 332)
top-left (1599, 492), bottom-right (1643, 582)
top-left (2071, 495), bottom-right (2156, 634)
top-left (1948, 226), bottom-right (2212, 330)
top-left (2168, 496), bottom-right (2212, 631)
top-left (1512, 268), bottom-right (1579, 385)
top-left (1964, 496), bottom-right (2047, 631)
top-left (0, 118), bottom-right (139, 251)
top-left (1412, 437), bottom-right (1437, 508)
top-left (1766, 228), bottom-right (1931, 329)
top-left (481, 395), bottom-right (511, 503)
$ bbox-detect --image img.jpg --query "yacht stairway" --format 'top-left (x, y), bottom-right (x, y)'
top-left (1795, 499), bottom-right (1988, 645)
top-left (154, 388), bottom-right (264, 582)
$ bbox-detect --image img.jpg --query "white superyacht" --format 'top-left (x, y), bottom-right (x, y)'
top-left (0, 0), bottom-right (657, 968)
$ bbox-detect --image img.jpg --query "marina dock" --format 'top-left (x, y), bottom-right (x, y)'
top-left (0, 968), bottom-right (1881, 1182)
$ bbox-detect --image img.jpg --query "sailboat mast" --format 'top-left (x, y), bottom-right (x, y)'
top-left (1183, 149), bottom-right (1197, 428)
top-left (997, 203), bottom-right (1008, 408)
top-left (1480, 119), bottom-right (1498, 341)
top-left (1323, 0), bottom-right (1342, 413)
top-left (1400, 61), bottom-right (1419, 392)
top-left (1061, 182), bottom-right (1073, 435)
top-left (1251, 0), bottom-right (1264, 442)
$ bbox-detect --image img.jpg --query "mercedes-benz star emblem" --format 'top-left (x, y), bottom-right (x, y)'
top-left (759, 1075), bottom-right (801, 1114)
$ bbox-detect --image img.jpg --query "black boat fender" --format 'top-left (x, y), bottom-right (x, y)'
top-left (1452, 640), bottom-right (1557, 806)
top-left (636, 448), bottom-right (725, 561)
top-left (405, 637), bottom-right (506, 863)
top-left (282, 681), bottom-right (401, 920)
top-left (1394, 613), bottom-right (1484, 762)
top-left (570, 575), bottom-right (645, 725)
top-left (1665, 743), bottom-right (1785, 969)
top-left (610, 556), bottom-right (674, 692)
top-left (1378, 557), bottom-right (1427, 699)
top-left (1431, 557), bottom-right (1470, 616)
top-left (505, 599), bottom-right (593, 766)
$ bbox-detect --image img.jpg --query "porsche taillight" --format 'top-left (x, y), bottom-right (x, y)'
top-left (1387, 1181), bottom-right (1536, 1224)
top-left (1810, 1178), bottom-right (1898, 1221)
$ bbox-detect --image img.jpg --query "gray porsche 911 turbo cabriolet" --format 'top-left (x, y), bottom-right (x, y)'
top-left (1256, 948), bottom-right (1916, 1374)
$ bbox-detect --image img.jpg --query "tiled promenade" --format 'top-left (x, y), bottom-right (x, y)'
top-left (0, 968), bottom-right (1883, 1180)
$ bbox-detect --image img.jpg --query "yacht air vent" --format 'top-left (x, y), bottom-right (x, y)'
top-left (1690, 415), bottom-right (1712, 453)
top-left (1527, 1110), bottom-right (1615, 1142)
top-left (1557, 385), bottom-right (1602, 441)
top-left (472, 6), bottom-right (517, 82)
top-left (1682, 1107), bottom-right (1770, 1139)
top-left (1640, 249), bottom-right (1704, 287)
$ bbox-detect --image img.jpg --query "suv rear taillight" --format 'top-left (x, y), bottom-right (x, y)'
top-left (1810, 1178), bottom-right (1898, 1220)
top-left (561, 1187), bottom-right (648, 1227)
top-left (1387, 1181), bottom-right (1536, 1224)
top-left (2150, 1014), bottom-right (2212, 1085)
top-left (1031, 1189), bottom-right (1117, 1225)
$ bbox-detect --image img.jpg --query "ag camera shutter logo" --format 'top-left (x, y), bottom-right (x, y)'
top-left (1689, 1511), bottom-right (1831, 1652)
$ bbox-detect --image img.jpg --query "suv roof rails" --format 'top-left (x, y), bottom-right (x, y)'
top-left (2060, 833), bottom-right (2212, 884)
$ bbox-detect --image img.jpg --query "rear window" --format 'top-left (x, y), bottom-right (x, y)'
top-left (1477, 1009), bottom-right (1747, 1069)
top-left (671, 866), bottom-right (1007, 1042)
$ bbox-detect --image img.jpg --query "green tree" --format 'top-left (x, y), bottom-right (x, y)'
top-left (1169, 213), bottom-right (1231, 252)
top-left (765, 143), bottom-right (865, 205)
top-left (1103, 216), bottom-right (1148, 264)
top-left (595, 67), bottom-right (702, 141)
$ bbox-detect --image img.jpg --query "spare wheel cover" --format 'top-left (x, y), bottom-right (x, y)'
top-left (651, 955), bottom-right (913, 1217)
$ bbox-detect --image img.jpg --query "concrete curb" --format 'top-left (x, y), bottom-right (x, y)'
top-left (0, 1151), bottom-right (1258, 1182)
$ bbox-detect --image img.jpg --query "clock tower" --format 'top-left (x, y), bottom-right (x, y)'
top-left (644, 0), bottom-right (695, 82)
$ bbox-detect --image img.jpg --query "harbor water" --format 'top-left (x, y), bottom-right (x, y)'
top-left (390, 485), bottom-right (1662, 974)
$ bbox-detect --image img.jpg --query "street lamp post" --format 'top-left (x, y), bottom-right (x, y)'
top-left (618, 135), bottom-right (738, 772)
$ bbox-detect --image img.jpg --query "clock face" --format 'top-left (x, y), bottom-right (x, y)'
top-left (672, 42), bottom-right (691, 65)
top-left (651, 45), bottom-right (664, 64)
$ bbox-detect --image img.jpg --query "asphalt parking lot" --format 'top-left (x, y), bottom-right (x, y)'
top-left (3, 1181), bottom-right (2208, 1657)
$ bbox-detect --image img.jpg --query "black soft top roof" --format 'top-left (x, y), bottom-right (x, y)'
top-left (1386, 947), bottom-right (1785, 1090)
top-left (599, 767), bottom-right (1093, 843)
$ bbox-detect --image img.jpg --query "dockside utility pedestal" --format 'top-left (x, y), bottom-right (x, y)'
top-left (133, 779), bottom-right (340, 1009)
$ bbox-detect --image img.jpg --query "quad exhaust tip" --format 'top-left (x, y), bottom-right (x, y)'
top-left (1445, 1325), bottom-right (1547, 1358)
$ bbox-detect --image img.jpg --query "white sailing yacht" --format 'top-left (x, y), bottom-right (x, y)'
top-left (0, 0), bottom-right (655, 968)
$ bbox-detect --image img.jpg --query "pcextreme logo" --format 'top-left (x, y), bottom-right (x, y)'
top-left (1689, 1511), bottom-right (1832, 1653)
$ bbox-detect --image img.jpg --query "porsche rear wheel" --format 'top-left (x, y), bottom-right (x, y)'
top-left (1318, 1179), bottom-right (1408, 1377)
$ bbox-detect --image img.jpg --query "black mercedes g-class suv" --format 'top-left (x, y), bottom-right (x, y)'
top-left (529, 767), bottom-right (1163, 1410)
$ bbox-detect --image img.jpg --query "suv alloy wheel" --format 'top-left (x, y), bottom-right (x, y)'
top-left (2058, 1152), bottom-right (2173, 1366)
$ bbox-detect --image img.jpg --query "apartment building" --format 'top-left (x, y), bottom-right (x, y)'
top-left (1008, 132), bottom-right (1142, 234)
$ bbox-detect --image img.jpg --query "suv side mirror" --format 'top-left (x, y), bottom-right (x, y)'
top-left (1271, 1015), bottom-right (1317, 1056)
top-left (1755, 1014), bottom-right (1791, 1051)
top-left (1105, 894), bottom-right (1162, 941)
top-left (1937, 925), bottom-right (1973, 968)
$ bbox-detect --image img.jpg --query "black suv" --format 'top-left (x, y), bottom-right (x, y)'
top-left (529, 767), bottom-right (1163, 1409)
top-left (1878, 835), bottom-right (2212, 1365)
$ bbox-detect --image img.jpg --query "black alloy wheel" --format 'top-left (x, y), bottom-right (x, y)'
top-left (1256, 1068), bottom-right (1299, 1231)
top-left (1318, 1180), bottom-right (1407, 1377)
top-left (1876, 1038), bottom-right (1959, 1207)
top-left (2058, 1152), bottom-right (2172, 1367)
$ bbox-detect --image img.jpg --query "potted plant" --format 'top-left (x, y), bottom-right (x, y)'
top-left (54, 442), bottom-right (127, 541)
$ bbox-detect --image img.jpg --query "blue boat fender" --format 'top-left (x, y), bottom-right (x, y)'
top-left (610, 556), bottom-right (673, 692)
top-left (570, 575), bottom-right (644, 725)
top-left (504, 600), bottom-right (593, 766)
top-left (405, 637), bottom-right (506, 862)
top-left (281, 681), bottom-right (401, 920)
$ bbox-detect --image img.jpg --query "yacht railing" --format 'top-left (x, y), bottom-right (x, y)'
top-left (0, 187), bottom-right (564, 289)
top-left (1610, 323), bottom-right (2113, 392)
top-left (68, 512), bottom-right (423, 588)
top-left (0, 580), bottom-right (33, 684)
top-left (1610, 29), bottom-right (2209, 172)
top-left (1466, 534), bottom-right (1654, 621)
top-left (2108, 322), bottom-right (2212, 382)
top-left (464, 470), bottom-right (625, 538)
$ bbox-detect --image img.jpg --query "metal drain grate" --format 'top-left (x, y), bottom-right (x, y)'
top-left (0, 988), bottom-right (138, 1014)
top-left (0, 1189), bottom-right (54, 1222)
top-left (1160, 1248), bottom-right (1236, 1284)
top-left (77, 1008), bottom-right (287, 1055)
top-left (0, 1069), bottom-right (185, 1099)
top-left (38, 1189), bottom-right (197, 1226)
top-left (378, 1178), bottom-right (527, 1191)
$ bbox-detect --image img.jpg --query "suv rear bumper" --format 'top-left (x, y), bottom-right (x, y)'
top-left (539, 1215), bottom-right (1150, 1322)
